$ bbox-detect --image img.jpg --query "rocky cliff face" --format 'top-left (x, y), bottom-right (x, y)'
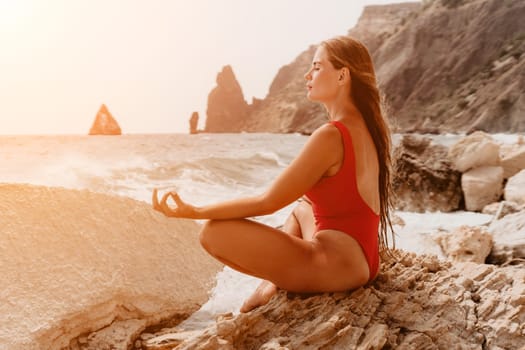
top-left (207, 0), bottom-right (525, 134)
top-left (374, 0), bottom-right (525, 133)
top-left (205, 65), bottom-right (250, 133)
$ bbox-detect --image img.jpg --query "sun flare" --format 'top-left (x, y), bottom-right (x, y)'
top-left (0, 0), bottom-right (32, 32)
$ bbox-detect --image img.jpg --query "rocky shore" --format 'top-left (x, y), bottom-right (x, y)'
top-left (143, 253), bottom-right (524, 350)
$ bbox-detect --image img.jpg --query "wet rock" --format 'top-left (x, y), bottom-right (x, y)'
top-left (448, 131), bottom-right (500, 172)
top-left (433, 225), bottom-right (493, 263)
top-left (482, 200), bottom-right (524, 219)
top-left (487, 210), bottom-right (525, 265)
top-left (392, 134), bottom-right (462, 212)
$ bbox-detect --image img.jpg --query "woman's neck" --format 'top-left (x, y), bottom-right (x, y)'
top-left (324, 99), bottom-right (362, 124)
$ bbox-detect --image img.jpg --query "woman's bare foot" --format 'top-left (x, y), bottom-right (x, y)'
top-left (240, 280), bottom-right (278, 313)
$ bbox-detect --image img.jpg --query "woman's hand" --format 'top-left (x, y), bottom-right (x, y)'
top-left (152, 188), bottom-right (199, 219)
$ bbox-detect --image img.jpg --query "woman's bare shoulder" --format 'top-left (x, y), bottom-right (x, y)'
top-left (310, 123), bottom-right (342, 144)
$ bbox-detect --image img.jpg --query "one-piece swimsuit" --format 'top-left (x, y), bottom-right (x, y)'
top-left (305, 120), bottom-right (380, 281)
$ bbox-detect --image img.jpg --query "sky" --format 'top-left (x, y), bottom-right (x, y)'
top-left (0, 0), bottom-right (414, 135)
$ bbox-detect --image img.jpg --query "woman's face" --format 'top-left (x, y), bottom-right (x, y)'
top-left (304, 46), bottom-right (342, 103)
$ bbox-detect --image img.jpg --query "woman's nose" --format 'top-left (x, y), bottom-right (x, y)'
top-left (304, 71), bottom-right (311, 81)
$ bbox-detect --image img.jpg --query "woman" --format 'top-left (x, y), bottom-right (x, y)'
top-left (153, 36), bottom-right (394, 313)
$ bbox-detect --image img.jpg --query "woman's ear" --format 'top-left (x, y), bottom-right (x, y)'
top-left (338, 67), bottom-right (350, 85)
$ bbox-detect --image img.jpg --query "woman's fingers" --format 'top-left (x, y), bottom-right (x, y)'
top-left (152, 188), bottom-right (162, 211)
top-left (170, 191), bottom-right (183, 206)
top-left (152, 189), bottom-right (188, 218)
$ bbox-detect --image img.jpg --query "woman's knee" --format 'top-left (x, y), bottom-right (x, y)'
top-left (199, 219), bottom-right (223, 253)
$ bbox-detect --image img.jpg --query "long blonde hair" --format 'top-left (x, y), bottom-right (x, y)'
top-left (321, 36), bottom-right (395, 253)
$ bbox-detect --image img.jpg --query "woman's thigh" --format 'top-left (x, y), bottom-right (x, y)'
top-left (199, 219), bottom-right (368, 292)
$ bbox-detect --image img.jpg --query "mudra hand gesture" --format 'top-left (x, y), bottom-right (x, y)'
top-left (152, 188), bottom-right (198, 218)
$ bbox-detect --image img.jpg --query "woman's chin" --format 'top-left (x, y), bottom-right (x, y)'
top-left (306, 92), bottom-right (317, 102)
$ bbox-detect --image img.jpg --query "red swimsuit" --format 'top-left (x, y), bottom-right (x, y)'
top-left (305, 121), bottom-right (380, 281)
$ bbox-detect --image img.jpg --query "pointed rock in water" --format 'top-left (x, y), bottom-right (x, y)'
top-left (205, 65), bottom-right (249, 133)
top-left (89, 103), bottom-right (122, 135)
top-left (189, 111), bottom-right (199, 134)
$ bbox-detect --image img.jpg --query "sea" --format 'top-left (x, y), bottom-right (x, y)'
top-left (1, 131), bottom-right (520, 330)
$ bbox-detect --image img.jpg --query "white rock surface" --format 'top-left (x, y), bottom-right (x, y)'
top-left (0, 184), bottom-right (222, 350)
top-left (461, 166), bottom-right (504, 211)
top-left (500, 145), bottom-right (525, 179)
top-left (448, 131), bottom-right (500, 172)
top-left (488, 210), bottom-right (525, 265)
top-left (504, 169), bottom-right (525, 205)
top-left (433, 225), bottom-right (493, 263)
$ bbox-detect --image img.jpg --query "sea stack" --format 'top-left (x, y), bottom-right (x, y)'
top-left (205, 65), bottom-right (249, 133)
top-left (89, 104), bottom-right (122, 135)
top-left (189, 111), bottom-right (199, 134)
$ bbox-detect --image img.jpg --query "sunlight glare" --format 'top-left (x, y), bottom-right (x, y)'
top-left (0, 0), bottom-right (32, 32)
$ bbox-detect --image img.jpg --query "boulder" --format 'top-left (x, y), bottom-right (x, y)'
top-left (487, 210), bottom-right (525, 265)
top-left (0, 184), bottom-right (222, 350)
top-left (482, 200), bottom-right (524, 219)
top-left (500, 144), bottom-right (525, 178)
top-left (461, 166), bottom-right (504, 211)
top-left (392, 134), bottom-right (462, 212)
top-left (143, 253), bottom-right (525, 350)
top-left (448, 131), bottom-right (500, 172)
top-left (504, 169), bottom-right (525, 205)
top-left (432, 225), bottom-right (493, 263)
top-left (205, 65), bottom-right (250, 133)
top-left (89, 104), bottom-right (122, 135)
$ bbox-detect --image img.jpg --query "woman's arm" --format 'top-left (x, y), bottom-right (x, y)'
top-left (153, 124), bottom-right (342, 220)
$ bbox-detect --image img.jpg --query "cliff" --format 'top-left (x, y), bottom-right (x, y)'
top-left (205, 0), bottom-right (525, 134)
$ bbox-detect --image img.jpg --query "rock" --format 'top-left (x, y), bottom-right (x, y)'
top-left (189, 111), bottom-right (199, 135)
top-left (391, 213), bottom-right (406, 227)
top-left (146, 253), bottom-right (525, 350)
top-left (0, 184), bottom-right (222, 350)
top-left (205, 65), bottom-right (250, 133)
top-left (433, 226), bottom-right (493, 263)
top-left (488, 210), bottom-right (525, 265)
top-left (392, 134), bottom-right (462, 212)
top-left (89, 104), bottom-right (122, 135)
top-left (448, 131), bottom-right (500, 172)
top-left (79, 319), bottom-right (147, 350)
top-left (347, 3), bottom-right (421, 55)
top-left (461, 166), bottom-right (504, 211)
top-left (244, 46), bottom-right (326, 134)
top-left (482, 200), bottom-right (524, 219)
top-left (500, 144), bottom-right (525, 178)
top-left (504, 169), bottom-right (525, 205)
top-left (235, 0), bottom-right (525, 134)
